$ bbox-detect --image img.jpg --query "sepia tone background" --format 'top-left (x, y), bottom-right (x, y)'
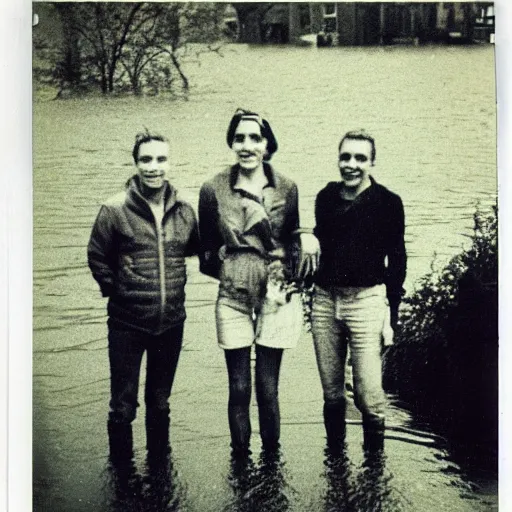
top-left (32, 2), bottom-right (498, 511)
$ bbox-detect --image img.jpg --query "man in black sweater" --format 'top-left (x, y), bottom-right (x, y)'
top-left (311, 130), bottom-right (406, 455)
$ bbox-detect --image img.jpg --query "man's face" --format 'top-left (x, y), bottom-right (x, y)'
top-left (136, 140), bottom-right (170, 189)
top-left (232, 119), bottom-right (268, 172)
top-left (338, 138), bottom-right (374, 189)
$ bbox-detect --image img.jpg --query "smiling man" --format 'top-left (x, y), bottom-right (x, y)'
top-left (87, 131), bottom-right (199, 482)
top-left (311, 129), bottom-right (407, 456)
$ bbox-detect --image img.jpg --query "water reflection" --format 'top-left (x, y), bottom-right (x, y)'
top-left (102, 462), bottom-right (142, 512)
top-left (33, 43), bottom-right (497, 511)
top-left (324, 448), bottom-right (408, 512)
top-left (225, 448), bottom-right (292, 512)
top-left (142, 449), bottom-right (187, 512)
top-left (100, 445), bottom-right (186, 512)
top-left (323, 447), bottom-right (355, 511)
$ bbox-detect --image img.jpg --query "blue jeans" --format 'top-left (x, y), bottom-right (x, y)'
top-left (311, 285), bottom-right (387, 423)
top-left (108, 320), bottom-right (184, 424)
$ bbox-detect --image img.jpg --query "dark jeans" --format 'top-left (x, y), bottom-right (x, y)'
top-left (225, 345), bottom-right (284, 453)
top-left (108, 320), bottom-right (184, 424)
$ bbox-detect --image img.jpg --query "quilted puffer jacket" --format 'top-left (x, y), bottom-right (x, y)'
top-left (88, 176), bottom-right (199, 334)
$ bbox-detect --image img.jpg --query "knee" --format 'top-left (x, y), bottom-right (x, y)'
top-left (255, 368), bottom-right (279, 406)
top-left (321, 378), bottom-right (346, 406)
top-left (256, 380), bottom-right (278, 407)
top-left (146, 390), bottom-right (170, 413)
top-left (146, 400), bottom-right (170, 419)
top-left (324, 395), bottom-right (346, 409)
top-left (353, 387), bottom-right (385, 420)
top-left (229, 379), bottom-right (251, 407)
top-left (109, 404), bottom-right (137, 424)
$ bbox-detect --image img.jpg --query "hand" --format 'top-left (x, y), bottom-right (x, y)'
top-left (297, 233), bottom-right (320, 279)
top-left (388, 295), bottom-right (401, 331)
top-left (390, 306), bottom-right (399, 331)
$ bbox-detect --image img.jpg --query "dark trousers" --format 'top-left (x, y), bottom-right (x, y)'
top-left (107, 320), bottom-right (184, 425)
top-left (225, 345), bottom-right (284, 454)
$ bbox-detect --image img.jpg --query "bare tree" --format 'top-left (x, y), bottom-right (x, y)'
top-left (53, 2), bottom-right (226, 95)
top-left (53, 3), bottom-right (81, 91)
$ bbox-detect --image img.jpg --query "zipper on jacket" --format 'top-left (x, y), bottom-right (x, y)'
top-left (156, 221), bottom-right (166, 330)
top-left (148, 202), bottom-right (167, 331)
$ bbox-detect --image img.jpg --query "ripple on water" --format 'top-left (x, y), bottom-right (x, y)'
top-left (33, 43), bottom-right (497, 512)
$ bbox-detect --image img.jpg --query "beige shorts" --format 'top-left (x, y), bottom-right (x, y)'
top-left (215, 294), bottom-right (303, 350)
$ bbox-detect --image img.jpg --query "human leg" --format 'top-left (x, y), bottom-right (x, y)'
top-left (255, 345), bottom-right (284, 451)
top-left (145, 323), bottom-right (184, 458)
top-left (216, 297), bottom-right (255, 456)
top-left (343, 289), bottom-right (387, 452)
top-left (225, 347), bottom-right (253, 456)
top-left (311, 287), bottom-right (348, 452)
top-left (107, 323), bottom-right (146, 463)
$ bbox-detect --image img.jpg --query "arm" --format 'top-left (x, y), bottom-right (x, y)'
top-left (287, 183), bottom-right (320, 279)
top-left (386, 196), bottom-right (407, 328)
top-left (87, 206), bottom-right (118, 297)
top-left (182, 204), bottom-right (200, 257)
top-left (283, 183), bottom-right (300, 242)
top-left (198, 182), bottom-right (222, 279)
top-left (313, 186), bottom-right (331, 243)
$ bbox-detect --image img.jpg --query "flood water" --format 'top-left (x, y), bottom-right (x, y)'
top-left (33, 43), bottom-right (497, 511)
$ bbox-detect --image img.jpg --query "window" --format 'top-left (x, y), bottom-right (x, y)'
top-left (323, 3), bottom-right (336, 17)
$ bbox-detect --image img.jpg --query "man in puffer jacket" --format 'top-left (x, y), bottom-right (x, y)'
top-left (88, 131), bottom-right (199, 477)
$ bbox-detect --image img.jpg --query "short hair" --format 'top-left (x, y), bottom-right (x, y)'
top-left (132, 129), bottom-right (169, 163)
top-left (338, 129), bottom-right (376, 163)
top-left (226, 108), bottom-right (278, 161)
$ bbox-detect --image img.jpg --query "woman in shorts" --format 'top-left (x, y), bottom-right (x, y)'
top-left (198, 109), bottom-right (319, 458)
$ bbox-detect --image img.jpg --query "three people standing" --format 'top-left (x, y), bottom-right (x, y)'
top-left (88, 120), bottom-right (406, 469)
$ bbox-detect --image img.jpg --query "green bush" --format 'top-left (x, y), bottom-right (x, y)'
top-left (383, 200), bottom-right (498, 471)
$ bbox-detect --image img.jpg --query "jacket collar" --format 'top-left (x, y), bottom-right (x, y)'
top-left (336, 175), bottom-right (382, 206)
top-left (228, 163), bottom-right (277, 190)
top-left (126, 175), bottom-right (179, 220)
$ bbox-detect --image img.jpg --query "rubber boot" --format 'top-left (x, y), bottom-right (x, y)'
top-left (107, 420), bottom-right (134, 465)
top-left (146, 408), bottom-right (171, 463)
top-left (362, 416), bottom-right (385, 454)
top-left (324, 402), bottom-right (347, 455)
top-left (145, 409), bottom-right (181, 507)
top-left (107, 420), bottom-right (141, 500)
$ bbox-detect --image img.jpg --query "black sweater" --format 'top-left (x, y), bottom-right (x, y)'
top-left (314, 178), bottom-right (406, 302)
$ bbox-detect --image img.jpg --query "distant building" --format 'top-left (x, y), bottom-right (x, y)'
top-left (302, 2), bottom-right (495, 45)
top-left (228, 3), bottom-right (495, 46)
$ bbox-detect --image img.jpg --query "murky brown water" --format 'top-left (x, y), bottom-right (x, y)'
top-left (33, 43), bottom-right (497, 511)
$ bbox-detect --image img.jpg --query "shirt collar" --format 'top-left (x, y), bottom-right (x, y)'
top-left (129, 175), bottom-right (177, 214)
top-left (338, 175), bottom-right (378, 204)
top-left (229, 163), bottom-right (276, 190)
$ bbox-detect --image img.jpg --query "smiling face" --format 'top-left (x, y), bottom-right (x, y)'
top-left (231, 119), bottom-right (268, 173)
top-left (338, 138), bottom-right (374, 191)
top-left (136, 139), bottom-right (170, 190)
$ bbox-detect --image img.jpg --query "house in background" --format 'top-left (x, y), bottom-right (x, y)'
top-left (228, 2), bottom-right (495, 46)
top-left (300, 2), bottom-right (495, 45)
